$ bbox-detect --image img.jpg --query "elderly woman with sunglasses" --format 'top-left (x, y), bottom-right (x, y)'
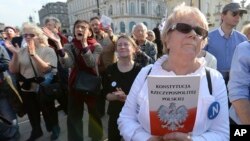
top-left (118, 4), bottom-right (229, 141)
top-left (6, 23), bottom-right (60, 141)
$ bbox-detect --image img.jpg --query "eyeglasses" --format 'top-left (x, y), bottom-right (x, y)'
top-left (169, 23), bottom-right (208, 39)
top-left (23, 33), bottom-right (35, 38)
top-left (231, 11), bottom-right (243, 17)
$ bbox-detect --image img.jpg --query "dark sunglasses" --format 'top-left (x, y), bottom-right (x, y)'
top-left (169, 23), bottom-right (208, 39)
top-left (231, 11), bottom-right (243, 17)
top-left (23, 33), bottom-right (35, 38)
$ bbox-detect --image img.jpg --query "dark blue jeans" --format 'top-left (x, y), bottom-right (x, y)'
top-left (0, 98), bottom-right (16, 123)
top-left (0, 121), bottom-right (18, 140)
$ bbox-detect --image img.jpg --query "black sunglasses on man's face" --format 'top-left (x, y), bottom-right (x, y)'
top-left (231, 11), bottom-right (244, 17)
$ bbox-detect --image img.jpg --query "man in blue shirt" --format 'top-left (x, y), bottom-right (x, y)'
top-left (228, 41), bottom-right (250, 124)
top-left (205, 2), bottom-right (248, 85)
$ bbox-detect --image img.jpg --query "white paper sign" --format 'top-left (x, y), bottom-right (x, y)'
top-left (100, 15), bottom-right (112, 28)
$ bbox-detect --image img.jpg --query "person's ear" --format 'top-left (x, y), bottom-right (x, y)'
top-left (163, 35), bottom-right (169, 49)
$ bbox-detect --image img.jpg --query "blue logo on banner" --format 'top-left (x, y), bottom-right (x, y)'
top-left (208, 101), bottom-right (220, 119)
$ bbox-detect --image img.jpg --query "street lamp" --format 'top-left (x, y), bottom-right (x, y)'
top-left (96, 0), bottom-right (100, 16)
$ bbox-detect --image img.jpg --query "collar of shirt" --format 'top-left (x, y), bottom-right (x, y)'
top-left (218, 26), bottom-right (234, 37)
top-left (136, 40), bottom-right (147, 46)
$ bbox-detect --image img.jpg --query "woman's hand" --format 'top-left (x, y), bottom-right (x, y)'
top-left (4, 40), bottom-right (19, 54)
top-left (81, 34), bottom-right (88, 48)
top-left (162, 132), bottom-right (192, 141)
top-left (147, 136), bottom-right (163, 141)
top-left (27, 39), bottom-right (36, 55)
top-left (112, 88), bottom-right (127, 102)
top-left (42, 27), bottom-right (61, 44)
top-left (147, 132), bottom-right (192, 141)
top-left (42, 27), bottom-right (64, 50)
top-left (104, 27), bottom-right (113, 37)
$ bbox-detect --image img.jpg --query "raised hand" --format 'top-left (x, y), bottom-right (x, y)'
top-left (104, 27), bottom-right (113, 37)
top-left (27, 39), bottom-right (36, 55)
top-left (42, 27), bottom-right (60, 43)
top-left (52, 26), bottom-right (59, 34)
top-left (4, 40), bottom-right (19, 54)
top-left (80, 34), bottom-right (88, 48)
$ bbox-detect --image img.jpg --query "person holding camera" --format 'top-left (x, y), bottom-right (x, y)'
top-left (6, 23), bottom-right (60, 141)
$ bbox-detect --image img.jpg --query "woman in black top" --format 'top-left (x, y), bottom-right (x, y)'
top-left (103, 35), bottom-right (142, 141)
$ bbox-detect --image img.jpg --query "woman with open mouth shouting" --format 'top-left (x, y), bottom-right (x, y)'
top-left (43, 20), bottom-right (103, 141)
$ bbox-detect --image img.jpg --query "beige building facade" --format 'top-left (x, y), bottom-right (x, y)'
top-left (67, 0), bottom-right (166, 34)
top-left (66, 0), bottom-right (250, 34)
top-left (165, 0), bottom-right (250, 31)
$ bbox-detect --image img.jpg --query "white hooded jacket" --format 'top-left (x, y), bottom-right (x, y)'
top-left (118, 55), bottom-right (229, 141)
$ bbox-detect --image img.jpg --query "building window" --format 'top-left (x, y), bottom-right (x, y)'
top-left (120, 22), bottom-right (125, 33)
top-left (148, 2), bottom-right (152, 15)
top-left (129, 2), bottom-right (135, 15)
top-left (156, 5), bottom-right (160, 16)
top-left (129, 21), bottom-right (136, 33)
top-left (111, 23), bottom-right (114, 31)
top-left (108, 5), bottom-right (113, 16)
top-left (121, 3), bottom-right (124, 15)
top-left (141, 3), bottom-right (146, 15)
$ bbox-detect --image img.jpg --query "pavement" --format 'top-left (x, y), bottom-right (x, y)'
top-left (18, 103), bottom-right (108, 141)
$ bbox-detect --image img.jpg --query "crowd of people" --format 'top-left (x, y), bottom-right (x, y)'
top-left (0, 2), bottom-right (250, 141)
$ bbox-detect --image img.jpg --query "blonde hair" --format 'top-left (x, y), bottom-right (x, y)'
top-left (116, 35), bottom-right (138, 59)
top-left (161, 3), bottom-right (209, 54)
top-left (22, 22), bottom-right (48, 47)
top-left (241, 23), bottom-right (250, 37)
top-left (116, 34), bottom-right (138, 51)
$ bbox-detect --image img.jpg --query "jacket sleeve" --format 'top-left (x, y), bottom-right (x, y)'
top-left (118, 65), bottom-right (152, 141)
top-left (58, 44), bottom-right (75, 68)
top-left (149, 43), bottom-right (157, 63)
top-left (228, 43), bottom-right (250, 101)
top-left (81, 43), bottom-right (103, 68)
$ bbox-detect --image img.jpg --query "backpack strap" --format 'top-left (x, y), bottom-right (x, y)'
top-left (205, 67), bottom-right (212, 95)
top-left (144, 67), bottom-right (152, 80)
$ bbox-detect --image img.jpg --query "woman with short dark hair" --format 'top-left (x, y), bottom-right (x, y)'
top-left (44, 20), bottom-right (103, 141)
